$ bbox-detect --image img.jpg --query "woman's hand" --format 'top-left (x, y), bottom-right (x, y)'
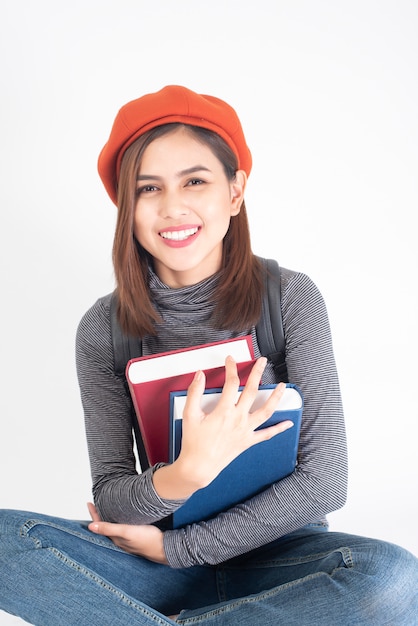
top-left (179, 356), bottom-right (293, 486)
top-left (153, 356), bottom-right (293, 499)
top-left (87, 502), bottom-right (168, 564)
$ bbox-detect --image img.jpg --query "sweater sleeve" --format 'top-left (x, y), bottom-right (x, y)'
top-left (163, 270), bottom-right (348, 567)
top-left (75, 294), bottom-right (185, 524)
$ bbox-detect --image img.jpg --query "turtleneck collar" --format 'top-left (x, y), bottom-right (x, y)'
top-left (142, 266), bottom-right (244, 355)
top-left (148, 266), bottom-right (221, 312)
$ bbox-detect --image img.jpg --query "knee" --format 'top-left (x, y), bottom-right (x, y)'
top-left (369, 538), bottom-right (417, 575)
top-left (365, 537), bottom-right (417, 582)
top-left (383, 541), bottom-right (418, 595)
top-left (0, 508), bottom-right (28, 533)
top-left (361, 539), bottom-right (418, 619)
top-left (0, 508), bottom-right (38, 528)
top-left (0, 509), bottom-right (46, 552)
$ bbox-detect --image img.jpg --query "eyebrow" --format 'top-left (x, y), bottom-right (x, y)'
top-left (137, 165), bottom-right (211, 181)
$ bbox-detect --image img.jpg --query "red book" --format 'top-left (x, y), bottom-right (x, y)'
top-left (126, 336), bottom-right (255, 465)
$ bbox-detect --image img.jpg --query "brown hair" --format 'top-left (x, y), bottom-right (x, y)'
top-left (112, 123), bottom-right (264, 337)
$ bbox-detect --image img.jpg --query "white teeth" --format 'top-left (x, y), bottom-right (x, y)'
top-left (160, 228), bottom-right (198, 241)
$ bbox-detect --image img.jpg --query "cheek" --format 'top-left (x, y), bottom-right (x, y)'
top-left (204, 191), bottom-right (234, 221)
top-left (209, 212), bottom-right (233, 243)
top-left (133, 200), bottom-right (150, 226)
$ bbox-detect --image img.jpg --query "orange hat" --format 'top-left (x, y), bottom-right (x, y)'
top-left (98, 85), bottom-right (252, 204)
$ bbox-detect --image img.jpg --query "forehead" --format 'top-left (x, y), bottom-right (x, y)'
top-left (138, 127), bottom-right (223, 171)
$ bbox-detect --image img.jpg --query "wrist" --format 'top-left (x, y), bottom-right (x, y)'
top-left (152, 459), bottom-right (205, 500)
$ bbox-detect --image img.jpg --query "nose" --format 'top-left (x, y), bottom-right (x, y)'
top-left (159, 189), bottom-right (190, 219)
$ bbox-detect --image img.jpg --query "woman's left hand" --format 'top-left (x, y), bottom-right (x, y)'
top-left (87, 502), bottom-right (168, 565)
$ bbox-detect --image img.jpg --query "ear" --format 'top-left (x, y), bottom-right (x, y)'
top-left (230, 170), bottom-right (247, 216)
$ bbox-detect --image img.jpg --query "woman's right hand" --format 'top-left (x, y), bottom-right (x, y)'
top-left (152, 356), bottom-right (293, 500)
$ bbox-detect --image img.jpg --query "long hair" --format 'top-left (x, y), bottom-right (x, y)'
top-left (112, 123), bottom-right (264, 337)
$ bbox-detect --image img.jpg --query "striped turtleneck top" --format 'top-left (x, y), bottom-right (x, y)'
top-left (75, 264), bottom-right (347, 568)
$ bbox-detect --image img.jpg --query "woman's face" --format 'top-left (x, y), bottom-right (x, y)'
top-left (133, 127), bottom-right (246, 288)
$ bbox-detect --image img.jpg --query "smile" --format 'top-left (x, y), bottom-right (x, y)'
top-left (159, 227), bottom-right (199, 241)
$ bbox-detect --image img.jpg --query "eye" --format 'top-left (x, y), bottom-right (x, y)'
top-left (186, 179), bottom-right (205, 187)
top-left (136, 184), bottom-right (159, 196)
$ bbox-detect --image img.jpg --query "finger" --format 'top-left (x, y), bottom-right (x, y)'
top-left (215, 356), bottom-right (242, 408)
top-left (252, 419), bottom-right (294, 444)
top-left (183, 369), bottom-right (206, 421)
top-left (235, 357), bottom-right (268, 411)
top-left (87, 501), bottom-right (101, 522)
top-left (88, 520), bottom-right (127, 538)
top-left (248, 382), bottom-right (288, 430)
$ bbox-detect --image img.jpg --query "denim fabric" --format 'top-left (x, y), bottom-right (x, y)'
top-left (0, 510), bottom-right (417, 625)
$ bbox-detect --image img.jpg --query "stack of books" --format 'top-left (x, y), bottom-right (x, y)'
top-left (126, 336), bottom-right (303, 528)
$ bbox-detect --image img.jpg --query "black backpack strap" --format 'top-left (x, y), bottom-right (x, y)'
top-left (255, 257), bottom-right (288, 382)
top-left (110, 292), bottom-right (150, 470)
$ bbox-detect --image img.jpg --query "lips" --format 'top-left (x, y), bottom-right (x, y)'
top-left (159, 226), bottom-right (200, 241)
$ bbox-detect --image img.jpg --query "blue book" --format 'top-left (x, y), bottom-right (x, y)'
top-left (169, 383), bottom-right (303, 528)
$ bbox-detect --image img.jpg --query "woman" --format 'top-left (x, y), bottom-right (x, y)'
top-left (0, 85), bottom-right (416, 625)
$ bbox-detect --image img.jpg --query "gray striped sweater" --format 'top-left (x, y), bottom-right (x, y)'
top-left (75, 265), bottom-right (347, 568)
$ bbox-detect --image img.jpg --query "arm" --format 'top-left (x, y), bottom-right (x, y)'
top-left (163, 270), bottom-right (348, 567)
top-left (76, 295), bottom-right (185, 524)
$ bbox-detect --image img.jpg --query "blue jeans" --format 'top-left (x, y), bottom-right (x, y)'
top-left (0, 510), bottom-right (417, 625)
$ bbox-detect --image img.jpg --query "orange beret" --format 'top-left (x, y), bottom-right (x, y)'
top-left (97, 85), bottom-right (252, 204)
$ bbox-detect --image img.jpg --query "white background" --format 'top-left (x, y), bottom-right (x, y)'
top-left (1, 1), bottom-right (417, 622)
